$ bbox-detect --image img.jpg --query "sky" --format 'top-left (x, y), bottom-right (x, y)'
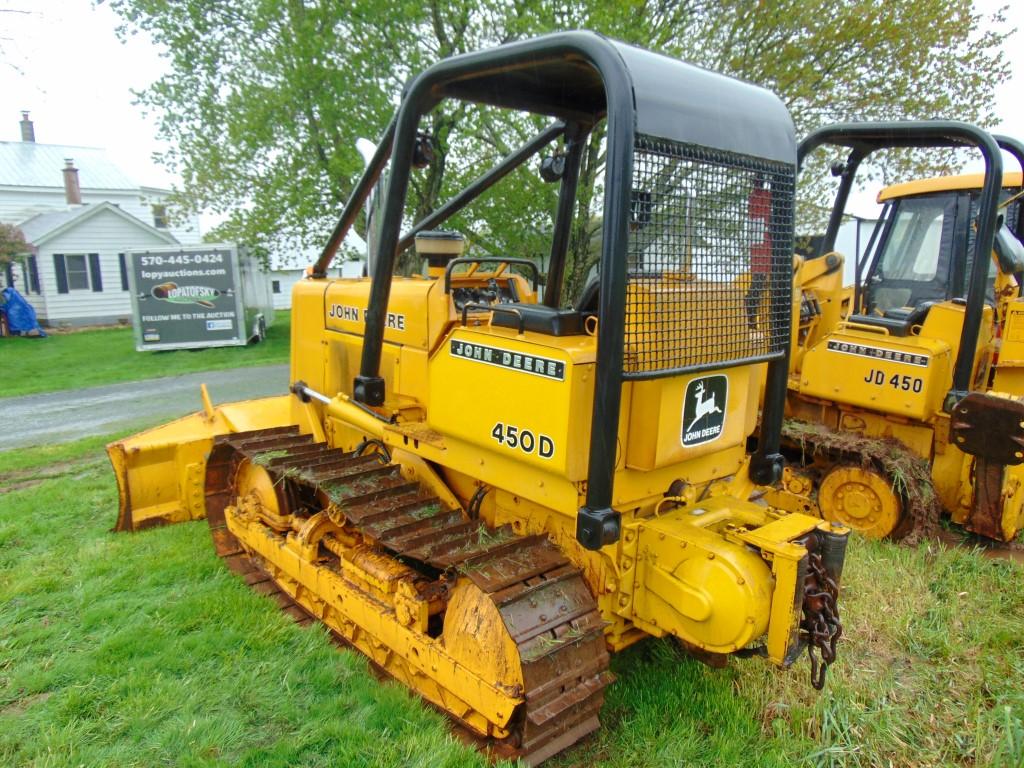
top-left (1, 0), bottom-right (174, 186)
top-left (0, 0), bottom-right (1021, 228)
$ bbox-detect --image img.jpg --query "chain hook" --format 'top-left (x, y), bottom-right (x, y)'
top-left (801, 550), bottom-right (843, 690)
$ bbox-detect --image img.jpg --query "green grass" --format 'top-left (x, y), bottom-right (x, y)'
top-left (0, 310), bottom-right (291, 399)
top-left (2, 434), bottom-right (1023, 767)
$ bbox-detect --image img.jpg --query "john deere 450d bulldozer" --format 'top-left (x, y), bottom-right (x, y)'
top-left (108, 32), bottom-right (847, 763)
top-left (767, 122), bottom-right (1024, 542)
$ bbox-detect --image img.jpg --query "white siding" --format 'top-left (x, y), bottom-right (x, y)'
top-left (270, 269), bottom-right (304, 310)
top-left (0, 186), bottom-right (201, 244)
top-left (339, 260), bottom-right (366, 279)
top-left (269, 262), bottom-right (365, 310)
top-left (137, 188), bottom-right (202, 245)
top-left (35, 208), bottom-right (176, 324)
top-left (834, 218), bottom-right (881, 284)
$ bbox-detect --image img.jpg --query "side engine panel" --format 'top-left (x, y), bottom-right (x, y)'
top-left (798, 329), bottom-right (952, 420)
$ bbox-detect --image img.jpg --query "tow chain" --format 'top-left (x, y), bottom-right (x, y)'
top-left (801, 550), bottom-right (842, 690)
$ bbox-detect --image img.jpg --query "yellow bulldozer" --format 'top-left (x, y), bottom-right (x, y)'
top-left (766, 122), bottom-right (1024, 543)
top-left (107, 32), bottom-right (848, 764)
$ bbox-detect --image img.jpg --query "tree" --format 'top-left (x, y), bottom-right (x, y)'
top-left (532, 0), bottom-right (1013, 297)
top-left (107, 0), bottom-right (1010, 296)
top-left (105, 0), bottom-right (557, 269)
top-left (0, 223), bottom-right (27, 265)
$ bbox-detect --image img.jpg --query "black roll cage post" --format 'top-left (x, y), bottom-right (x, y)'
top-left (994, 135), bottom-right (1024, 239)
top-left (849, 135), bottom-right (1024, 314)
top-left (543, 122), bottom-right (589, 308)
top-left (798, 121), bottom-right (1004, 411)
top-left (313, 118), bottom-right (568, 278)
top-left (310, 33), bottom-right (636, 549)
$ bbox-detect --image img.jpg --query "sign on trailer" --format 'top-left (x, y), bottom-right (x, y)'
top-left (127, 244), bottom-right (272, 351)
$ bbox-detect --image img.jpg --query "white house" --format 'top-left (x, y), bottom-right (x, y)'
top-left (1, 112), bottom-right (202, 326)
top-left (834, 215), bottom-right (881, 284)
top-left (269, 259), bottom-right (366, 310)
top-left (10, 202), bottom-right (180, 325)
top-left (266, 233), bottom-right (367, 310)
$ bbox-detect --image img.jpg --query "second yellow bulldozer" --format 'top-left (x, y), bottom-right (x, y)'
top-left (767, 122), bottom-right (1024, 543)
top-left (107, 32), bottom-right (847, 764)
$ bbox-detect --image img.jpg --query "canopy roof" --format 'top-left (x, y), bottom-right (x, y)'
top-left (421, 31), bottom-right (796, 164)
top-left (878, 171), bottom-right (1024, 202)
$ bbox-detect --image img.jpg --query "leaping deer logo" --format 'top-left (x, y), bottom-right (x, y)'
top-left (686, 381), bottom-right (723, 432)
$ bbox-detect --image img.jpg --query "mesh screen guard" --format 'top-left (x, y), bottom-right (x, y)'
top-left (623, 135), bottom-right (795, 378)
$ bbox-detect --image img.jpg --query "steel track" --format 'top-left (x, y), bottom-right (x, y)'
top-left (204, 427), bottom-right (612, 765)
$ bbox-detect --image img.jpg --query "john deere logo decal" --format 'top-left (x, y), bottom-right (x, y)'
top-left (682, 374), bottom-right (727, 447)
top-left (151, 282), bottom-right (221, 308)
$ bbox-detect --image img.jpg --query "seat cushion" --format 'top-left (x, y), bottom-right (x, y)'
top-left (490, 303), bottom-right (585, 336)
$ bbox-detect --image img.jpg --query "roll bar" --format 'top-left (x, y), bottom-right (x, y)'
top-left (798, 120), bottom-right (1004, 410)
top-left (314, 31), bottom-right (797, 549)
top-left (994, 135), bottom-right (1024, 177)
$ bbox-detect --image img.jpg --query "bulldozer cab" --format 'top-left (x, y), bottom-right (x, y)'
top-left (860, 137), bottom-right (1024, 318)
top-left (317, 31), bottom-right (798, 548)
top-left (798, 122), bottom-right (1010, 410)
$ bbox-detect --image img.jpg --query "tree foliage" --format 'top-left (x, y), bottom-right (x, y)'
top-left (106, 0), bottom-right (1010, 295)
top-left (0, 222), bottom-right (28, 265)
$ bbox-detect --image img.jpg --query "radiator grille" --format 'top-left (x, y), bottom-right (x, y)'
top-left (624, 136), bottom-right (794, 378)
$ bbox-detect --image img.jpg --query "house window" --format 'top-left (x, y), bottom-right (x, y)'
top-left (65, 254), bottom-right (90, 290)
top-left (28, 256), bottom-right (39, 294)
top-left (18, 256), bottom-right (40, 294)
top-left (5, 258), bottom-right (39, 294)
top-left (152, 204), bottom-right (169, 229)
top-left (54, 253), bottom-right (102, 293)
top-left (272, 280), bottom-right (281, 294)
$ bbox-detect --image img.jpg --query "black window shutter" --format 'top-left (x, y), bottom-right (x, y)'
top-left (4, 262), bottom-right (12, 289)
top-left (54, 253), bottom-right (69, 293)
top-left (118, 253), bottom-right (129, 291)
top-left (88, 253), bottom-right (103, 292)
top-left (28, 256), bottom-right (40, 294)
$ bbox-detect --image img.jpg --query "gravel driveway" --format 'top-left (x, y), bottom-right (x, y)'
top-left (0, 364), bottom-right (290, 451)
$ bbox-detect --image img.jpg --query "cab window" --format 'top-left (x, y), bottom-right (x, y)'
top-left (866, 194), bottom-right (956, 313)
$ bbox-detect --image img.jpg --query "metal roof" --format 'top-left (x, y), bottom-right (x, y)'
top-left (18, 201), bottom-right (178, 246)
top-left (0, 141), bottom-right (140, 190)
top-left (18, 206), bottom-right (94, 243)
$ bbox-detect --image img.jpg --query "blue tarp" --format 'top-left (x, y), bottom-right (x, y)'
top-left (1, 286), bottom-right (46, 337)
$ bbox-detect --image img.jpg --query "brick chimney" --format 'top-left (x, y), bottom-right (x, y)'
top-left (20, 111), bottom-right (35, 142)
top-left (63, 159), bottom-right (82, 205)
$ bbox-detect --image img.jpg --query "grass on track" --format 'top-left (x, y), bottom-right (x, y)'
top-left (0, 311), bottom-right (291, 399)
top-left (1, 434), bottom-right (1022, 767)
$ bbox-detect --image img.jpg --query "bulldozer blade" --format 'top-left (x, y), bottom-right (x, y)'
top-left (107, 394), bottom-right (297, 532)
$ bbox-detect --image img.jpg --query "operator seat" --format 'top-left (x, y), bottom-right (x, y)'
top-left (847, 301), bottom-right (937, 337)
top-left (490, 274), bottom-right (600, 336)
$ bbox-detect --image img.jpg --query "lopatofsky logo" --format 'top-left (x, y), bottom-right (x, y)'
top-left (681, 374), bottom-right (727, 447)
top-left (151, 282), bottom-right (221, 308)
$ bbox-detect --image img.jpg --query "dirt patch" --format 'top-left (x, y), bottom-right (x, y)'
top-left (934, 526), bottom-right (1024, 565)
top-left (44, 322), bottom-right (128, 335)
top-left (782, 419), bottom-right (941, 543)
top-left (0, 691), bottom-right (52, 717)
top-left (0, 457), bottom-right (104, 496)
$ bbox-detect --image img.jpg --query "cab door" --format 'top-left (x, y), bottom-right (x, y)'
top-left (861, 192), bottom-right (966, 315)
